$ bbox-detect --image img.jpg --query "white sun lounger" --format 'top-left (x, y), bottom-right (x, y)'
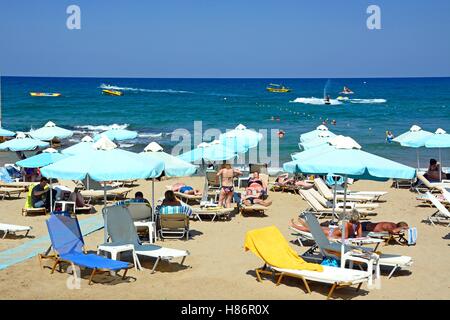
top-left (0, 187), bottom-right (25, 200)
top-left (0, 223), bottom-right (32, 239)
top-left (102, 206), bottom-right (189, 273)
top-left (314, 178), bottom-right (377, 203)
top-left (425, 192), bottom-right (450, 227)
top-left (309, 188), bottom-right (379, 211)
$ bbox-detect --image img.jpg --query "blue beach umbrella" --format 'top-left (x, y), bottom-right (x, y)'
top-left (393, 125), bottom-right (433, 168)
top-left (93, 125), bottom-right (138, 142)
top-left (16, 148), bottom-right (68, 168)
top-left (140, 142), bottom-right (197, 177)
top-left (29, 121), bottom-right (73, 141)
top-left (300, 125), bottom-right (336, 143)
top-left (0, 127), bottom-right (15, 137)
top-left (61, 136), bottom-right (95, 156)
top-left (0, 132), bottom-right (49, 151)
top-left (421, 128), bottom-right (450, 180)
top-left (219, 124), bottom-right (263, 151)
top-left (283, 138), bottom-right (416, 267)
top-left (299, 137), bottom-right (330, 151)
top-left (178, 140), bottom-right (238, 164)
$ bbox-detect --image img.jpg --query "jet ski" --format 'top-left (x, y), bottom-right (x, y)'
top-left (102, 89), bottom-right (123, 96)
top-left (30, 92), bottom-right (62, 97)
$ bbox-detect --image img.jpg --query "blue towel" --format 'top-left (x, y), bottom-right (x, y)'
top-left (407, 227), bottom-right (417, 245)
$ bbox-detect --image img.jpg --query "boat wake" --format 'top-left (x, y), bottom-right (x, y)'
top-left (349, 98), bottom-right (387, 104)
top-left (290, 97), bottom-right (342, 105)
top-left (100, 84), bottom-right (193, 94)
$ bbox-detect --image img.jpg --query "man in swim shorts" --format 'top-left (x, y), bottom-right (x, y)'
top-left (360, 221), bottom-right (409, 234)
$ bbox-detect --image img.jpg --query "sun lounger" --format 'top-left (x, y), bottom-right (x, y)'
top-left (192, 207), bottom-right (234, 221)
top-left (245, 225), bottom-right (371, 299)
top-left (415, 174), bottom-right (450, 194)
top-left (0, 223), bottom-right (32, 239)
top-left (102, 205), bottom-right (189, 273)
top-left (0, 187), bottom-right (25, 200)
top-left (174, 192), bottom-right (203, 204)
top-left (289, 226), bottom-right (315, 246)
top-left (367, 227), bottom-right (417, 246)
top-left (314, 178), bottom-right (377, 203)
top-left (0, 181), bottom-right (34, 190)
top-left (302, 212), bottom-right (413, 278)
top-left (425, 192), bottom-right (450, 227)
top-left (239, 203), bottom-right (269, 214)
top-left (309, 188), bottom-right (379, 211)
top-left (81, 187), bottom-right (132, 204)
top-left (22, 183), bottom-right (47, 216)
top-left (44, 214), bottom-right (132, 285)
top-left (298, 189), bottom-right (375, 220)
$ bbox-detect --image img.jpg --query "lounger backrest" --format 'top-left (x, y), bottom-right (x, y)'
top-left (299, 189), bottom-right (326, 211)
top-left (302, 212), bottom-right (343, 257)
top-left (417, 174), bottom-right (433, 188)
top-left (87, 178), bottom-right (104, 191)
top-left (314, 178), bottom-right (333, 200)
top-left (160, 214), bottom-right (189, 229)
top-left (125, 203), bottom-right (152, 221)
top-left (103, 205), bottom-right (140, 246)
top-left (426, 192), bottom-right (450, 217)
top-left (206, 170), bottom-right (220, 187)
top-left (309, 188), bottom-right (332, 208)
top-left (46, 214), bottom-right (84, 255)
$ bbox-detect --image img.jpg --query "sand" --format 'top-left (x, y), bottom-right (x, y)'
top-left (0, 176), bottom-right (449, 300)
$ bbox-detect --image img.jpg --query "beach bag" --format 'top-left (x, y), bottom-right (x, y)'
top-left (321, 257), bottom-right (339, 267)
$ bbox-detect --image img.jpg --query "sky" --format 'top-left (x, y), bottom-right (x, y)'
top-left (0, 0), bottom-right (449, 78)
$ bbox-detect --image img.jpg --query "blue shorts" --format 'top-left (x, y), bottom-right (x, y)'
top-left (179, 186), bottom-right (193, 193)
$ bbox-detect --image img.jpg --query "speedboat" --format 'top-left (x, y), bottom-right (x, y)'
top-left (30, 92), bottom-right (61, 97)
top-left (102, 89), bottom-right (123, 96)
top-left (266, 83), bottom-right (292, 93)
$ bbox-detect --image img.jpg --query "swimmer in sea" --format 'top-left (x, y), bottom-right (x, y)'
top-left (331, 119), bottom-right (336, 125)
top-left (278, 130), bottom-right (285, 138)
top-left (386, 131), bottom-right (394, 143)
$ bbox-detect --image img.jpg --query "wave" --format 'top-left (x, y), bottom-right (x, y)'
top-left (74, 124), bottom-right (129, 132)
top-left (138, 132), bottom-right (163, 138)
top-left (349, 99), bottom-right (387, 104)
top-left (100, 84), bottom-right (193, 94)
top-left (290, 97), bottom-right (343, 105)
top-left (118, 143), bottom-right (134, 148)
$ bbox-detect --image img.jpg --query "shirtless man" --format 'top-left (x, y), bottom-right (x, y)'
top-left (217, 164), bottom-right (241, 208)
top-left (361, 221), bottom-right (409, 234)
top-left (424, 159), bottom-right (445, 182)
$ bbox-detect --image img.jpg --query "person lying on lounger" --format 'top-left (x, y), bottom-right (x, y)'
top-left (242, 186), bottom-right (272, 207)
top-left (290, 211), bottom-right (363, 239)
top-left (360, 221), bottom-right (409, 234)
top-left (275, 173), bottom-right (314, 189)
top-left (171, 183), bottom-right (202, 196)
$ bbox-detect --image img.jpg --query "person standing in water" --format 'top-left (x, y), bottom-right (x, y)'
top-left (386, 131), bottom-right (394, 143)
top-left (217, 164), bottom-right (242, 208)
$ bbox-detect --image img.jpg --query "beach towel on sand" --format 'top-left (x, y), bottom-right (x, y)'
top-left (244, 225), bottom-right (323, 272)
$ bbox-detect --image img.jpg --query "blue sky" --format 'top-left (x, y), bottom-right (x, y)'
top-left (0, 0), bottom-right (449, 78)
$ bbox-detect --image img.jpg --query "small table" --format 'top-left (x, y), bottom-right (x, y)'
top-left (193, 207), bottom-right (234, 222)
top-left (97, 244), bottom-right (140, 271)
top-left (134, 221), bottom-right (157, 244)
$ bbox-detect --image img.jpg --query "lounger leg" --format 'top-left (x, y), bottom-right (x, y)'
top-left (2, 231), bottom-right (6, 239)
top-left (299, 277), bottom-right (311, 294)
top-left (151, 257), bottom-right (161, 274)
top-left (275, 273), bottom-right (284, 286)
top-left (181, 256), bottom-right (186, 266)
top-left (327, 283), bottom-right (338, 300)
top-left (88, 269), bottom-right (97, 285)
top-left (255, 269), bottom-right (263, 282)
top-left (122, 268), bottom-right (128, 280)
top-left (356, 283), bottom-right (362, 292)
top-left (50, 259), bottom-right (60, 274)
top-left (388, 266), bottom-right (398, 279)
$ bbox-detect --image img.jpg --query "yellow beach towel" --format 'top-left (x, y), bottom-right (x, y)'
top-left (23, 183), bottom-right (48, 209)
top-left (244, 225), bottom-right (323, 272)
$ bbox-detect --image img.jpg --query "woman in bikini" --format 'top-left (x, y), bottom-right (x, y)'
top-left (217, 164), bottom-right (241, 208)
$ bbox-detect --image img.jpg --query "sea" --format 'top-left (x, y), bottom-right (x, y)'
top-left (1, 76), bottom-right (450, 168)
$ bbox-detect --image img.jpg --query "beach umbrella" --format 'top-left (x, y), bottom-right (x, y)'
top-left (393, 125), bottom-right (433, 168)
top-left (0, 132), bottom-right (49, 151)
top-left (140, 142), bottom-right (197, 177)
top-left (93, 124), bottom-right (138, 142)
top-left (178, 140), bottom-right (238, 164)
top-left (219, 124), bottom-right (263, 152)
top-left (0, 127), bottom-right (15, 137)
top-left (61, 136), bottom-right (95, 156)
top-left (283, 138), bottom-right (416, 268)
top-left (300, 125), bottom-right (336, 143)
top-left (29, 121), bottom-right (73, 141)
top-left (16, 148), bottom-right (68, 168)
top-left (41, 136), bottom-right (164, 241)
top-left (420, 128), bottom-right (450, 181)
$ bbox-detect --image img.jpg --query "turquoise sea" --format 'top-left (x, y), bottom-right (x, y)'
top-left (1, 76), bottom-right (450, 168)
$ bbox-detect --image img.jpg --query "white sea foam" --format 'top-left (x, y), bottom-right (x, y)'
top-left (290, 97), bottom-right (343, 105)
top-left (119, 143), bottom-right (134, 148)
top-left (100, 84), bottom-right (193, 94)
top-left (74, 124), bottom-right (129, 131)
top-left (349, 99), bottom-right (387, 104)
top-left (138, 132), bottom-right (163, 138)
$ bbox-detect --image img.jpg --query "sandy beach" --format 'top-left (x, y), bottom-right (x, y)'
top-left (1, 176), bottom-right (449, 300)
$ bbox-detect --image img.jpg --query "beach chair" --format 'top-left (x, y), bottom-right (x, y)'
top-left (102, 205), bottom-right (189, 273)
top-left (289, 226), bottom-right (316, 246)
top-left (308, 188), bottom-right (379, 212)
top-left (239, 203), bottom-right (269, 215)
top-left (21, 183), bottom-right (47, 216)
top-left (245, 225), bottom-right (372, 299)
top-left (0, 186), bottom-right (25, 200)
top-left (314, 178), bottom-right (377, 203)
top-left (174, 192), bottom-right (203, 204)
top-left (302, 212), bottom-right (413, 278)
top-left (0, 181), bottom-right (34, 190)
top-left (0, 223), bottom-right (32, 239)
top-left (333, 186), bottom-right (387, 201)
top-left (159, 214), bottom-right (190, 240)
top-left (44, 214), bottom-right (132, 285)
top-left (249, 163), bottom-right (268, 175)
top-left (415, 174), bottom-right (450, 194)
top-left (392, 179), bottom-right (413, 189)
top-left (367, 227), bottom-right (417, 246)
top-left (425, 192), bottom-right (450, 227)
top-left (206, 170), bottom-right (220, 191)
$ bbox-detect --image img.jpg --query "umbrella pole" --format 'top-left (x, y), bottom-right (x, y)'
top-left (49, 177), bottom-right (52, 213)
top-left (340, 175), bottom-right (348, 269)
top-left (416, 149), bottom-right (420, 170)
top-left (103, 184), bottom-right (108, 243)
top-left (152, 178), bottom-right (155, 222)
top-left (332, 177), bottom-right (337, 223)
top-left (439, 148), bottom-right (442, 182)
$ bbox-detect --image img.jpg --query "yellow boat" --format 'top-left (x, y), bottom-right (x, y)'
top-left (30, 92), bottom-right (61, 97)
top-left (266, 83), bottom-right (291, 93)
top-left (102, 89), bottom-right (123, 96)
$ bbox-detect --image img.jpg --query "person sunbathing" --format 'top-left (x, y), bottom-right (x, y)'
top-left (242, 188), bottom-right (272, 207)
top-left (248, 172), bottom-right (265, 188)
top-left (171, 183), bottom-right (202, 196)
top-left (275, 173), bottom-right (314, 189)
top-left (360, 221), bottom-right (409, 234)
top-left (290, 211), bottom-right (363, 239)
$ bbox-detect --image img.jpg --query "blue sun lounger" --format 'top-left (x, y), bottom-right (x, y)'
top-left (45, 214), bottom-right (132, 285)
